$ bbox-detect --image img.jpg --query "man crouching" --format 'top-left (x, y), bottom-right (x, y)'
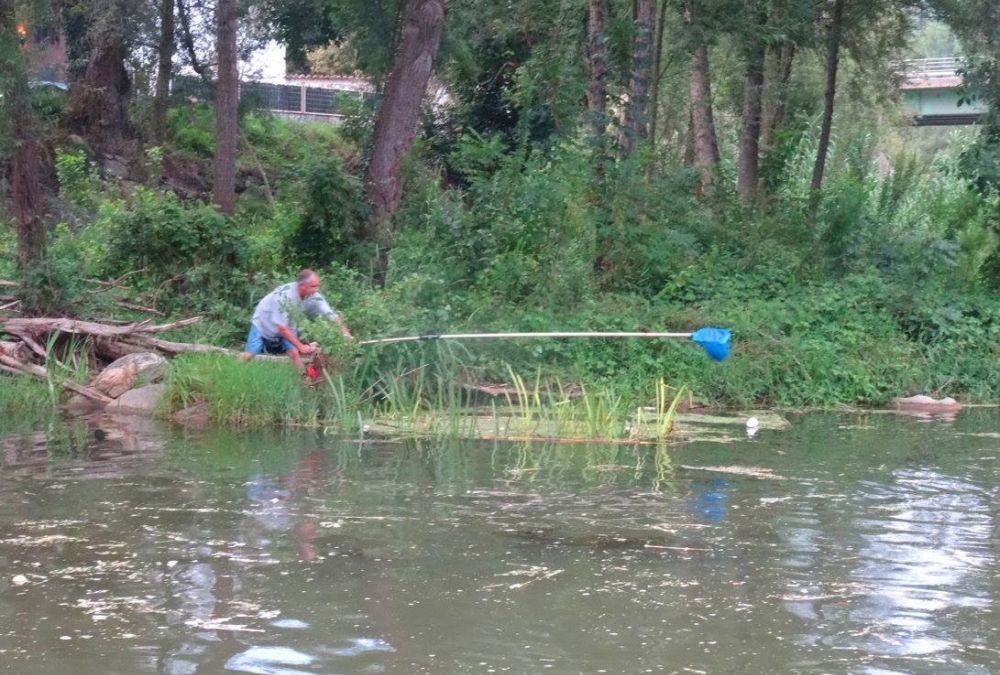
top-left (239, 269), bottom-right (351, 369)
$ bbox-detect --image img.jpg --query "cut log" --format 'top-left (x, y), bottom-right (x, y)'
top-left (91, 352), bottom-right (167, 398)
top-left (0, 340), bottom-right (30, 363)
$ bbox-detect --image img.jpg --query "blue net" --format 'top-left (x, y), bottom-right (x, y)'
top-left (690, 327), bottom-right (731, 362)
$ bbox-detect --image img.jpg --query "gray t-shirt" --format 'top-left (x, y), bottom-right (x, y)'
top-left (302, 293), bottom-right (339, 322)
top-left (251, 283), bottom-right (338, 340)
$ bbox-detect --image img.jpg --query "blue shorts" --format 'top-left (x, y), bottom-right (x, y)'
top-left (244, 324), bottom-right (296, 354)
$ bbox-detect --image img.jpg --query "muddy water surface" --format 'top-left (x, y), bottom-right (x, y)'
top-left (1, 409), bottom-right (998, 673)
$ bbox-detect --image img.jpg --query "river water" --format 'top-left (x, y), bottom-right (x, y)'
top-left (1, 408), bottom-right (998, 674)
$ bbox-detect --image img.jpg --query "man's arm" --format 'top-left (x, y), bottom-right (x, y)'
top-left (309, 294), bottom-right (352, 338)
top-left (277, 324), bottom-right (315, 354)
top-left (333, 316), bottom-right (352, 338)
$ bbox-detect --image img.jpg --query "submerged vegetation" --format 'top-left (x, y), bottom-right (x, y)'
top-left (157, 351), bottom-right (698, 442)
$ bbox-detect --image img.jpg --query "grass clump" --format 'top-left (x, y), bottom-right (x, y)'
top-left (162, 354), bottom-right (316, 427)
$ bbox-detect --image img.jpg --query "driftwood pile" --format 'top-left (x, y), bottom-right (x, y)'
top-left (0, 315), bottom-right (238, 404)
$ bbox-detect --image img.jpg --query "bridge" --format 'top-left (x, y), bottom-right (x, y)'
top-left (900, 57), bottom-right (988, 126)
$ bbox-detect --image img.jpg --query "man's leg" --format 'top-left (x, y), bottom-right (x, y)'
top-left (280, 332), bottom-right (303, 370)
top-left (240, 325), bottom-right (265, 361)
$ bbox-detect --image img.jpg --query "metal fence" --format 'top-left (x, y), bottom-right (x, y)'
top-left (172, 76), bottom-right (379, 120)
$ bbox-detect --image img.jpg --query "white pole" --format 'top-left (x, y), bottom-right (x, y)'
top-left (359, 331), bottom-right (693, 346)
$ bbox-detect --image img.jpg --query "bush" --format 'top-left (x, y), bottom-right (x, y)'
top-left (285, 155), bottom-right (370, 269)
top-left (167, 104), bottom-right (215, 157)
top-left (105, 188), bottom-right (246, 280)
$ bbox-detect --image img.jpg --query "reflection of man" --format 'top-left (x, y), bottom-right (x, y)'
top-left (239, 269), bottom-right (351, 369)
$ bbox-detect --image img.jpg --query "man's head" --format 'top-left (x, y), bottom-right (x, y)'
top-left (296, 269), bottom-right (320, 299)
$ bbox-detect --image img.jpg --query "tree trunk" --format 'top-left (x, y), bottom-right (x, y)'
top-left (808, 0), bottom-right (844, 223)
top-left (1, 0), bottom-right (48, 269)
top-left (760, 42), bottom-right (795, 153)
top-left (647, 0), bottom-right (669, 151)
top-left (363, 0), bottom-right (445, 277)
top-left (153, 0), bottom-right (175, 143)
top-left (687, 31), bottom-right (720, 188)
top-left (586, 0), bottom-right (609, 140)
top-left (736, 0), bottom-right (767, 203)
top-left (623, 0), bottom-right (655, 154)
top-left (65, 0), bottom-right (132, 153)
top-left (213, 0), bottom-right (238, 215)
top-left (684, 106), bottom-right (696, 166)
top-left (177, 0), bottom-right (212, 84)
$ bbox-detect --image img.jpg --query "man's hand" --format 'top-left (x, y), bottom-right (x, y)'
top-left (340, 325), bottom-right (353, 339)
top-left (299, 342), bottom-right (317, 355)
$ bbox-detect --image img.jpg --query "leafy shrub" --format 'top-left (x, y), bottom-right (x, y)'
top-left (167, 104), bottom-right (215, 157)
top-left (99, 189), bottom-right (249, 318)
top-left (285, 155), bottom-right (370, 269)
top-left (55, 148), bottom-right (99, 211)
top-left (106, 188), bottom-right (245, 278)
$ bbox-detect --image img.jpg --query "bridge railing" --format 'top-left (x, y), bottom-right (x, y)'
top-left (901, 57), bottom-right (964, 79)
top-left (171, 75), bottom-right (379, 123)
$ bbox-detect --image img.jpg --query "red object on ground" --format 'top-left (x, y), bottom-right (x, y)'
top-left (304, 364), bottom-right (319, 380)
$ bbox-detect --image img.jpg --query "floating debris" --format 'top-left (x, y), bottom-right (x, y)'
top-left (679, 464), bottom-right (786, 480)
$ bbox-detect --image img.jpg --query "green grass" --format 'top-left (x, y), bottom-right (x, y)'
top-left (162, 354), bottom-right (317, 427)
top-left (0, 374), bottom-right (59, 414)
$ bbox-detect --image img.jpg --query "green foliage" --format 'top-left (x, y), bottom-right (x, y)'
top-left (105, 188), bottom-right (246, 281)
top-left (30, 86), bottom-right (68, 125)
top-left (55, 148), bottom-right (100, 210)
top-left (0, 374), bottom-right (56, 413)
top-left (285, 155), bottom-right (370, 269)
top-left (167, 104), bottom-right (215, 157)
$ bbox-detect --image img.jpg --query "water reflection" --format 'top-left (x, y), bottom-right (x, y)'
top-left (0, 410), bottom-right (999, 673)
top-left (847, 470), bottom-right (993, 663)
top-left (778, 465), bottom-right (996, 672)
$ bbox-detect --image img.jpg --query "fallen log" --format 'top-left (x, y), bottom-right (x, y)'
top-left (120, 335), bottom-right (295, 362)
top-left (0, 316), bottom-right (200, 338)
top-left (123, 335), bottom-right (233, 355)
top-left (7, 330), bottom-right (47, 359)
top-left (113, 301), bottom-right (165, 316)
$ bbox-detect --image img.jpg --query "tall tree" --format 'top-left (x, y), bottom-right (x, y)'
top-left (647, 0), bottom-right (669, 150)
top-left (623, 0), bottom-right (656, 154)
top-left (63, 0), bottom-right (134, 153)
top-left (735, 0), bottom-right (767, 202)
top-left (586, 0), bottom-right (609, 141)
top-left (213, 0), bottom-right (238, 214)
top-left (807, 0), bottom-right (844, 223)
top-left (176, 0), bottom-right (212, 83)
top-left (362, 0), bottom-right (445, 275)
top-left (1, 0), bottom-right (48, 269)
top-left (759, 41), bottom-right (795, 153)
top-left (934, 0), bottom-right (1000, 283)
top-left (153, 0), bottom-right (175, 143)
top-left (685, 0), bottom-right (720, 189)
